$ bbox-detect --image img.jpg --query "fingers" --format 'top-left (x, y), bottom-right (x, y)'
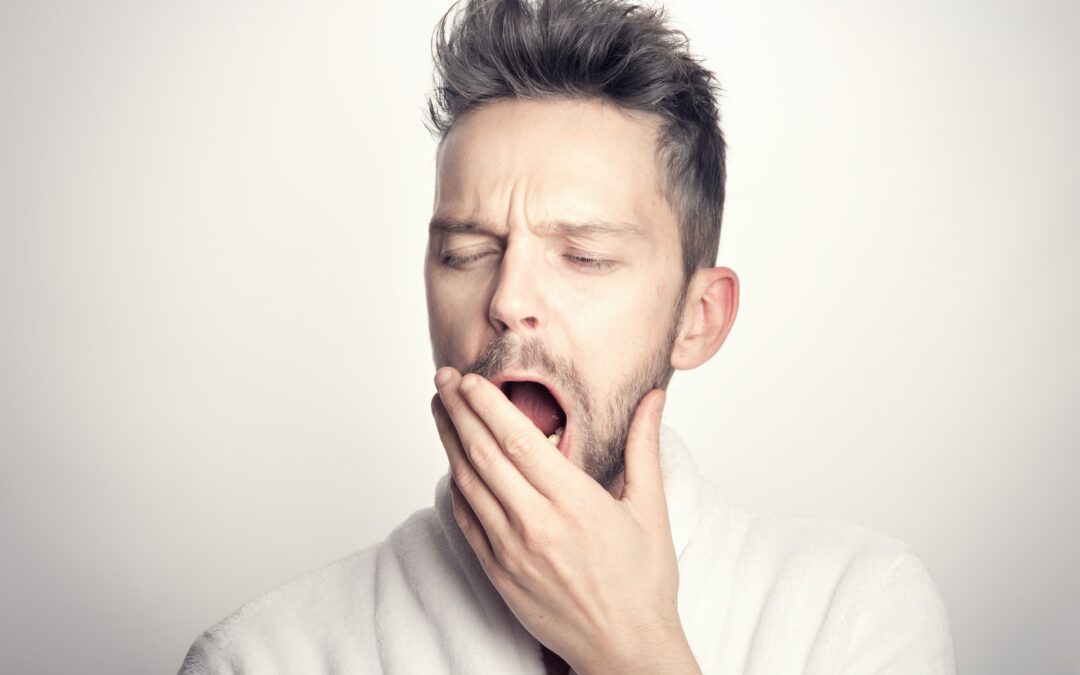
top-left (457, 372), bottom-right (593, 501)
top-left (620, 389), bottom-right (667, 509)
top-left (434, 368), bottom-right (544, 522)
top-left (448, 477), bottom-right (499, 576)
top-left (432, 394), bottom-right (510, 532)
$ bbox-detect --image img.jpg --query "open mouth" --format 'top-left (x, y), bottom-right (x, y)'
top-left (498, 380), bottom-right (569, 452)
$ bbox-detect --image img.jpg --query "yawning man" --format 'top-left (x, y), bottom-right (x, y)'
top-left (180, 1), bottom-right (956, 673)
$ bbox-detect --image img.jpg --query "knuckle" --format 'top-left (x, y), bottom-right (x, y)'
top-left (503, 427), bottom-right (536, 459)
top-left (452, 464), bottom-right (482, 492)
top-left (554, 491), bottom-right (589, 520)
top-left (466, 438), bottom-right (501, 469)
top-left (494, 544), bottom-right (525, 578)
top-left (520, 520), bottom-right (554, 554)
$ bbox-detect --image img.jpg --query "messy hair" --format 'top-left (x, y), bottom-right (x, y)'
top-left (427, 0), bottom-right (726, 280)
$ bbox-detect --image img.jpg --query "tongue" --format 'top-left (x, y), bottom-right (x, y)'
top-left (506, 382), bottom-right (563, 437)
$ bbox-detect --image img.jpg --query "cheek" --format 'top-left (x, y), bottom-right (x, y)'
top-left (426, 269), bottom-right (497, 366)
top-left (426, 271), bottom-right (461, 353)
top-left (569, 266), bottom-right (682, 383)
top-left (566, 289), bottom-right (670, 383)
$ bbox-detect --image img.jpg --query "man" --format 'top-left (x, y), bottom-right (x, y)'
top-left (180, 0), bottom-right (955, 673)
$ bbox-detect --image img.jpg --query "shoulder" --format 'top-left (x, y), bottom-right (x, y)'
top-left (179, 546), bottom-right (380, 674)
top-left (739, 508), bottom-right (948, 604)
top-left (736, 507), bottom-right (917, 576)
top-left (178, 507), bottom-right (441, 674)
top-left (722, 505), bottom-right (955, 672)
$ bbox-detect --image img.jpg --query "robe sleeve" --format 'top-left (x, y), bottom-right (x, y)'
top-left (177, 632), bottom-right (234, 675)
top-left (841, 551), bottom-right (957, 674)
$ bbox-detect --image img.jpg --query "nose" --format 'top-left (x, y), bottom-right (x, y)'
top-left (488, 242), bottom-right (543, 334)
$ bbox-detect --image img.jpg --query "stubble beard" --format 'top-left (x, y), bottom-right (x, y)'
top-left (450, 314), bottom-right (681, 490)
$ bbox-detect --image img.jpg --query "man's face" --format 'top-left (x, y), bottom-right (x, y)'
top-left (425, 98), bottom-right (686, 489)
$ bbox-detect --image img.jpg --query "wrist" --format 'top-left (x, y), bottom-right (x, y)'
top-left (578, 625), bottom-right (700, 675)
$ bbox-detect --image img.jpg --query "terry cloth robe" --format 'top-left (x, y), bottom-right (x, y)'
top-left (178, 427), bottom-right (956, 674)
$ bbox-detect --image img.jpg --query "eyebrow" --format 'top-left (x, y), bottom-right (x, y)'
top-left (428, 217), bottom-right (649, 238)
top-left (428, 217), bottom-right (495, 236)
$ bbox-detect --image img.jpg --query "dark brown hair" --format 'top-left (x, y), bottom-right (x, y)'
top-left (427, 0), bottom-right (727, 280)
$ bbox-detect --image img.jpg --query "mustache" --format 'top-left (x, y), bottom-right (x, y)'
top-left (464, 334), bottom-right (589, 410)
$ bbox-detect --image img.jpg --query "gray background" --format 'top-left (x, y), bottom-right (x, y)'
top-left (1, 1), bottom-right (1077, 673)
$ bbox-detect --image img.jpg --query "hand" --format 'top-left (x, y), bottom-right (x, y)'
top-left (431, 368), bottom-right (701, 675)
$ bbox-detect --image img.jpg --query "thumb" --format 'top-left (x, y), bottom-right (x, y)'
top-left (620, 389), bottom-right (666, 506)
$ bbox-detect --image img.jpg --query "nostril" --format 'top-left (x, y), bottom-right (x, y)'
top-left (522, 317), bottom-right (538, 329)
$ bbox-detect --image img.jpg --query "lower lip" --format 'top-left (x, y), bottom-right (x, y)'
top-left (556, 423), bottom-right (571, 458)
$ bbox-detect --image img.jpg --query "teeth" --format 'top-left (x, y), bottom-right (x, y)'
top-left (547, 426), bottom-right (564, 446)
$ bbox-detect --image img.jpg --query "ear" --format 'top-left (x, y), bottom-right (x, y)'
top-left (670, 266), bottom-right (739, 371)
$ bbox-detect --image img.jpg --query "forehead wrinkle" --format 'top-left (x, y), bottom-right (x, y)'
top-left (540, 219), bottom-right (650, 239)
top-left (509, 177), bottom-right (526, 236)
top-left (434, 99), bottom-right (677, 246)
top-left (429, 215), bottom-right (650, 243)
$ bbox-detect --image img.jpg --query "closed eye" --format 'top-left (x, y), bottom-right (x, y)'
top-left (564, 253), bottom-right (617, 271)
top-left (440, 250), bottom-right (499, 269)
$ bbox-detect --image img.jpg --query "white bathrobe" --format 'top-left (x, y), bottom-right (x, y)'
top-left (179, 428), bottom-right (955, 674)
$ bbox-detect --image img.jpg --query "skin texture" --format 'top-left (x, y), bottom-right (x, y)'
top-left (424, 97), bottom-right (739, 675)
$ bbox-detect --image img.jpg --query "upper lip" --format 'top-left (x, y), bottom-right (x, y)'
top-left (487, 371), bottom-right (571, 430)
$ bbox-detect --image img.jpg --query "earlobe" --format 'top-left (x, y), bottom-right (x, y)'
top-left (670, 267), bottom-right (739, 371)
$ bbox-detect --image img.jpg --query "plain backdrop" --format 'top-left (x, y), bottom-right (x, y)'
top-left (1, 1), bottom-right (1077, 673)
